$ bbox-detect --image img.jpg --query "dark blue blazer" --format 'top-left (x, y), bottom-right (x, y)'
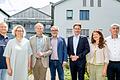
top-left (67, 35), bottom-right (90, 63)
top-left (0, 34), bottom-right (9, 69)
top-left (50, 36), bottom-right (68, 63)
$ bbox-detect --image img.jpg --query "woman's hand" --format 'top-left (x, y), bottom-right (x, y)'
top-left (7, 68), bottom-right (12, 76)
top-left (102, 64), bottom-right (107, 77)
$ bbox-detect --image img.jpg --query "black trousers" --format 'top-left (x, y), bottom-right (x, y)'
top-left (70, 60), bottom-right (85, 80)
top-left (107, 61), bottom-right (120, 80)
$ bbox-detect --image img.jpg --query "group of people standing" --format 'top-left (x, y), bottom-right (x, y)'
top-left (87, 23), bottom-right (120, 80)
top-left (0, 21), bottom-right (120, 80)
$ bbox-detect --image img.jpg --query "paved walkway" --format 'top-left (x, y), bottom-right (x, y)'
top-left (29, 68), bottom-right (59, 80)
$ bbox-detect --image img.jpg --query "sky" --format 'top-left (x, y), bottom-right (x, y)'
top-left (0, 0), bottom-right (60, 15)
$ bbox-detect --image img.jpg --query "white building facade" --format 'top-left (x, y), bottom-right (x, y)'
top-left (53, 0), bottom-right (120, 38)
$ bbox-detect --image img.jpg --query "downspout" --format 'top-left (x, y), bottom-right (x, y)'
top-left (50, 2), bottom-right (55, 26)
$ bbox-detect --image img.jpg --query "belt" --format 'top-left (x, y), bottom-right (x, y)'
top-left (109, 60), bottom-right (120, 63)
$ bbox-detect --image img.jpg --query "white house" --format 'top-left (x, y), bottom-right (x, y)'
top-left (53, 0), bottom-right (120, 38)
top-left (5, 7), bottom-right (52, 38)
top-left (0, 8), bottom-right (10, 22)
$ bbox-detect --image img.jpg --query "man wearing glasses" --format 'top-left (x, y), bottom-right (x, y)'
top-left (49, 26), bottom-right (67, 80)
top-left (67, 23), bottom-right (90, 80)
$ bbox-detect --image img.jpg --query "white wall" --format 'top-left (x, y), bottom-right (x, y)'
top-left (54, 0), bottom-right (120, 38)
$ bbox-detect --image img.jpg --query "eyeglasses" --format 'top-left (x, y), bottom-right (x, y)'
top-left (112, 27), bottom-right (119, 29)
top-left (51, 30), bottom-right (58, 31)
top-left (0, 26), bottom-right (7, 28)
top-left (16, 30), bottom-right (24, 32)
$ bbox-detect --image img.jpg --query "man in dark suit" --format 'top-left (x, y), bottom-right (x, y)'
top-left (49, 26), bottom-right (67, 80)
top-left (0, 22), bottom-right (9, 80)
top-left (67, 23), bottom-right (90, 80)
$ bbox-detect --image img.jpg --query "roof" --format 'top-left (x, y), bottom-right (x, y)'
top-left (11, 7), bottom-right (51, 17)
top-left (0, 8), bottom-right (10, 17)
top-left (53, 0), bottom-right (67, 6)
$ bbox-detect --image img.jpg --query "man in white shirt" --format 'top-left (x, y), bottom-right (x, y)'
top-left (67, 23), bottom-right (90, 80)
top-left (106, 23), bottom-right (120, 80)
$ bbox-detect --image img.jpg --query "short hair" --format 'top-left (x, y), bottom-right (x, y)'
top-left (110, 23), bottom-right (120, 28)
top-left (12, 25), bottom-right (26, 37)
top-left (0, 21), bottom-right (8, 31)
top-left (51, 26), bottom-right (59, 31)
top-left (34, 23), bottom-right (44, 29)
top-left (73, 23), bottom-right (81, 29)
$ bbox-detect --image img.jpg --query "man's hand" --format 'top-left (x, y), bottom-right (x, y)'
top-left (62, 61), bottom-right (67, 67)
top-left (36, 52), bottom-right (44, 58)
top-left (70, 55), bottom-right (79, 61)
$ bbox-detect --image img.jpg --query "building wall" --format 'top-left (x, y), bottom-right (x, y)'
top-left (54, 0), bottom-right (120, 38)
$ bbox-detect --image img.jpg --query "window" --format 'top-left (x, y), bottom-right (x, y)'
top-left (66, 29), bottom-right (89, 37)
top-left (117, 0), bottom-right (120, 2)
top-left (80, 10), bottom-right (89, 20)
top-left (98, 0), bottom-right (101, 7)
top-left (83, 0), bottom-right (86, 7)
top-left (66, 10), bottom-right (73, 20)
top-left (45, 25), bottom-right (51, 29)
top-left (66, 29), bottom-right (72, 37)
top-left (90, 0), bottom-right (94, 7)
top-left (81, 29), bottom-right (89, 37)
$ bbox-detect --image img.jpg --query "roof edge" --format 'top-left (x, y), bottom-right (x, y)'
top-left (53, 0), bottom-right (67, 6)
top-left (10, 7), bottom-right (51, 18)
top-left (0, 8), bottom-right (10, 17)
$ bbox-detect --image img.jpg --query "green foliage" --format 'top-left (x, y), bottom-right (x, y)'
top-left (64, 68), bottom-right (71, 80)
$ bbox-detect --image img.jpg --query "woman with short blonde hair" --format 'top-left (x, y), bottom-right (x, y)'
top-left (3, 25), bottom-right (32, 80)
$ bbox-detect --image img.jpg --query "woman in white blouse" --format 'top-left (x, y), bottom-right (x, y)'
top-left (87, 30), bottom-right (109, 80)
top-left (3, 25), bottom-right (32, 80)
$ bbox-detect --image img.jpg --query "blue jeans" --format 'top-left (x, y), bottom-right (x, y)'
top-left (0, 69), bottom-right (7, 80)
top-left (49, 60), bottom-right (64, 80)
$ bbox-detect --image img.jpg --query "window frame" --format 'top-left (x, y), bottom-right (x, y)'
top-left (90, 0), bottom-right (94, 7)
top-left (79, 10), bottom-right (90, 20)
top-left (66, 10), bottom-right (73, 20)
top-left (98, 0), bottom-right (101, 7)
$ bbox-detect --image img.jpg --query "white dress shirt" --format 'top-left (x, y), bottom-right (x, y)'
top-left (73, 35), bottom-right (80, 55)
top-left (106, 35), bottom-right (120, 61)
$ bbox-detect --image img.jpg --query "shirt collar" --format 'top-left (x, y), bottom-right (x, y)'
top-left (74, 34), bottom-right (80, 38)
top-left (0, 34), bottom-right (8, 39)
top-left (36, 34), bottom-right (43, 38)
top-left (51, 35), bottom-right (59, 39)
